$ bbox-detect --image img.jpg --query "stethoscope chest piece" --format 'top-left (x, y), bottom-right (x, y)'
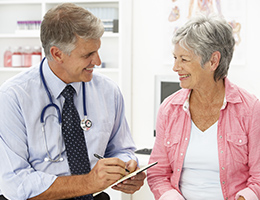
top-left (81, 118), bottom-right (92, 131)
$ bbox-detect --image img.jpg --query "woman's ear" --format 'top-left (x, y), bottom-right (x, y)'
top-left (210, 51), bottom-right (221, 71)
top-left (50, 46), bottom-right (64, 64)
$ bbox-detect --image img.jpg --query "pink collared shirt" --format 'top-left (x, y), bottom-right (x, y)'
top-left (147, 78), bottom-right (260, 200)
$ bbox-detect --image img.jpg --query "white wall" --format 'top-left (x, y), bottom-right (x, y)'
top-left (131, 0), bottom-right (260, 149)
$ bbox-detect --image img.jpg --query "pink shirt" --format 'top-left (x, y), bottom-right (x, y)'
top-left (147, 78), bottom-right (260, 200)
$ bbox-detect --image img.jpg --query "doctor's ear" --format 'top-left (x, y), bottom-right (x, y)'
top-left (50, 46), bottom-right (64, 63)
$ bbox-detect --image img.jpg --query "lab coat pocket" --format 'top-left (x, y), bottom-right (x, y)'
top-left (227, 133), bottom-right (248, 164)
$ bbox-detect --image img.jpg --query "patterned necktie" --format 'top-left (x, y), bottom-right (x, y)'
top-left (61, 85), bottom-right (93, 200)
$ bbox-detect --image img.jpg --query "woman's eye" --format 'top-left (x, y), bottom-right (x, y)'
top-left (182, 58), bottom-right (189, 62)
top-left (173, 56), bottom-right (189, 62)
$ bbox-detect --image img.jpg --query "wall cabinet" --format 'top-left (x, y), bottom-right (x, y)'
top-left (0, 0), bottom-right (132, 199)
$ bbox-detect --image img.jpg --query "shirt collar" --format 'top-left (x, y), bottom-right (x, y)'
top-left (224, 77), bottom-right (242, 104)
top-left (178, 78), bottom-right (240, 112)
top-left (42, 58), bottom-right (82, 99)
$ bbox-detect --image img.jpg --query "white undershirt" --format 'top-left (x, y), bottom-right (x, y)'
top-left (179, 120), bottom-right (223, 200)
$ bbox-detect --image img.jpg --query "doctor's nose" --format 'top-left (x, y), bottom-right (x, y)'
top-left (92, 52), bottom-right (102, 66)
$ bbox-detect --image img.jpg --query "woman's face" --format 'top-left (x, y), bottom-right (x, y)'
top-left (173, 43), bottom-right (213, 90)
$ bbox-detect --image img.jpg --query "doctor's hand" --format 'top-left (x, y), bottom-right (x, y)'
top-left (112, 159), bottom-right (146, 194)
top-left (86, 157), bottom-right (127, 193)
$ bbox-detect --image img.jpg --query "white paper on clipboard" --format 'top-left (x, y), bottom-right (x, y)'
top-left (93, 161), bottom-right (158, 196)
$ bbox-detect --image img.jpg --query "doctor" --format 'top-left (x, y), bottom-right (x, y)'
top-left (0, 3), bottom-right (145, 200)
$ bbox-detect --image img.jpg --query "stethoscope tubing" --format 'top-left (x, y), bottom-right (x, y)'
top-left (39, 57), bottom-right (90, 162)
top-left (39, 57), bottom-right (88, 123)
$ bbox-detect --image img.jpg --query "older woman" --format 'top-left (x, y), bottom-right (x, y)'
top-left (147, 15), bottom-right (260, 200)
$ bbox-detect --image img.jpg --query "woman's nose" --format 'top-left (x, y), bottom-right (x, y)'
top-left (173, 60), bottom-right (180, 72)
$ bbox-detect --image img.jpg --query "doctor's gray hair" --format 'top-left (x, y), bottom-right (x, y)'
top-left (172, 14), bottom-right (235, 81)
top-left (41, 3), bottom-right (104, 60)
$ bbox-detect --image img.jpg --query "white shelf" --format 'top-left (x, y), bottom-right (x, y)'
top-left (0, 0), bottom-right (119, 4)
top-left (0, 1), bottom-right (42, 4)
top-left (0, 67), bottom-right (119, 72)
top-left (0, 67), bottom-right (30, 72)
top-left (45, 0), bottom-right (119, 3)
top-left (0, 33), bottom-right (40, 38)
top-left (0, 32), bottom-right (118, 39)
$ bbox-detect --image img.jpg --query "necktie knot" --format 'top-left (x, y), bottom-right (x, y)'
top-left (61, 85), bottom-right (76, 101)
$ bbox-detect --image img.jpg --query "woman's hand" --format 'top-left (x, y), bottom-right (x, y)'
top-left (237, 196), bottom-right (245, 200)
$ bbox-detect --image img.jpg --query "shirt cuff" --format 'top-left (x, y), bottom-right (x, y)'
top-left (236, 188), bottom-right (259, 200)
top-left (159, 189), bottom-right (185, 200)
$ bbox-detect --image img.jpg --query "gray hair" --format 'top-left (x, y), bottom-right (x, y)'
top-left (172, 14), bottom-right (235, 81)
top-left (41, 3), bottom-right (104, 60)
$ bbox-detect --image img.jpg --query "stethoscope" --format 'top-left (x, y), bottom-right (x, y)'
top-left (40, 57), bottom-right (92, 162)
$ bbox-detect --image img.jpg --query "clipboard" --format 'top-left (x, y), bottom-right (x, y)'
top-left (93, 161), bottom-right (158, 196)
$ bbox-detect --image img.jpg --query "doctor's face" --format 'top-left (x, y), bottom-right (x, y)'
top-left (59, 37), bottom-right (101, 84)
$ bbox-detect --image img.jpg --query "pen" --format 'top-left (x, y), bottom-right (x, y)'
top-left (94, 153), bottom-right (130, 173)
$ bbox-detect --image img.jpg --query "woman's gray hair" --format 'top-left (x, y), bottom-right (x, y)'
top-left (41, 3), bottom-right (104, 60)
top-left (172, 14), bottom-right (235, 81)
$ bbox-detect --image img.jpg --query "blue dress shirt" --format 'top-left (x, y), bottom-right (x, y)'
top-left (0, 59), bottom-right (137, 200)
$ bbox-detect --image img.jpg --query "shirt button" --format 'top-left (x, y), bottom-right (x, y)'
top-left (180, 153), bottom-right (183, 156)
top-left (219, 135), bottom-right (223, 139)
top-left (222, 167), bottom-right (225, 170)
top-left (222, 181), bottom-right (225, 184)
top-left (177, 169), bottom-right (180, 171)
top-left (221, 150), bottom-right (224, 154)
top-left (185, 138), bottom-right (188, 141)
top-left (167, 141), bottom-right (170, 145)
top-left (239, 139), bottom-right (242, 143)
